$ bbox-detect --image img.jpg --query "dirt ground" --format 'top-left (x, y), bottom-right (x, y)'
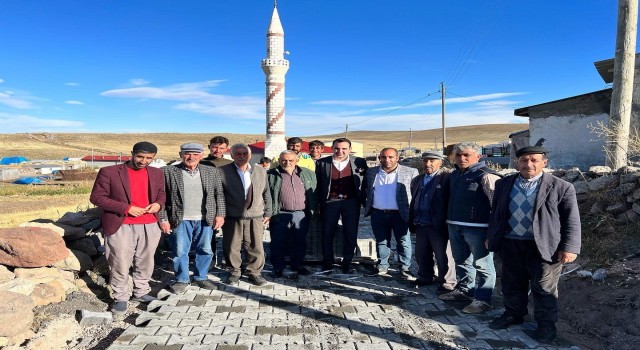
top-left (557, 254), bottom-right (640, 350)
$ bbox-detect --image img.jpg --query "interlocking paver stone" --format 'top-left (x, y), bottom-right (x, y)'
top-left (106, 232), bottom-right (578, 350)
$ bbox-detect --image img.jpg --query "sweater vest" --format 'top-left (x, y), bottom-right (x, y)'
top-left (447, 163), bottom-right (496, 225)
top-left (329, 161), bottom-right (357, 198)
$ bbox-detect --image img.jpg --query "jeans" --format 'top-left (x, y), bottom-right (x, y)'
top-left (170, 220), bottom-right (214, 283)
top-left (448, 223), bottom-right (496, 303)
top-left (270, 210), bottom-right (310, 271)
top-left (370, 209), bottom-right (412, 270)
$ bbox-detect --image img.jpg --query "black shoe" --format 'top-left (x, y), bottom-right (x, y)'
top-left (111, 300), bottom-right (127, 314)
top-left (194, 279), bottom-right (217, 290)
top-left (248, 274), bottom-right (268, 286)
top-left (272, 269), bottom-right (284, 278)
top-left (341, 264), bottom-right (356, 274)
top-left (536, 323), bottom-right (557, 343)
top-left (226, 275), bottom-right (240, 286)
top-left (414, 277), bottom-right (434, 286)
top-left (170, 282), bottom-right (190, 294)
top-left (400, 269), bottom-right (417, 281)
top-left (365, 266), bottom-right (388, 276)
top-left (295, 266), bottom-right (312, 276)
top-left (489, 313), bottom-right (524, 330)
top-left (131, 294), bottom-right (157, 303)
top-left (436, 285), bottom-right (455, 295)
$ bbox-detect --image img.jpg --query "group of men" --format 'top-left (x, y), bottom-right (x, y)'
top-left (90, 136), bottom-right (580, 343)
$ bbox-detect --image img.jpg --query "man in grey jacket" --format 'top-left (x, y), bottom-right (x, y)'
top-left (220, 143), bottom-right (272, 286)
top-left (363, 147), bottom-right (418, 279)
top-left (159, 142), bottom-right (225, 294)
top-left (267, 150), bottom-right (317, 278)
top-left (486, 146), bottom-right (581, 343)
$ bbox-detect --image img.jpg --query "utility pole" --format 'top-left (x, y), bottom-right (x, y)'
top-left (409, 129), bottom-right (412, 152)
top-left (607, 0), bottom-right (638, 169)
top-left (441, 82), bottom-right (446, 151)
top-left (344, 124), bottom-right (349, 138)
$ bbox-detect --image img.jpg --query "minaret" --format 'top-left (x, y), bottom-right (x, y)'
top-left (261, 1), bottom-right (289, 159)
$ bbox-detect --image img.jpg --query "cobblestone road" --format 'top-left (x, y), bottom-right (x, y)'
top-left (106, 263), bottom-right (579, 350)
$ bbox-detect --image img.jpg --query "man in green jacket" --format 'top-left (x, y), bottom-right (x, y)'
top-left (267, 150), bottom-right (317, 278)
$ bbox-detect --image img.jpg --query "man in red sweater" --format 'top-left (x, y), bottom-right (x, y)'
top-left (90, 142), bottom-right (166, 315)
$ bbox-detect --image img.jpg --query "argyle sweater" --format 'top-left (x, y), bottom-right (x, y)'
top-left (505, 176), bottom-right (541, 240)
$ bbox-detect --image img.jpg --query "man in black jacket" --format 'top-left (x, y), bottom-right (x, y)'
top-left (408, 151), bottom-right (456, 292)
top-left (486, 146), bottom-right (581, 343)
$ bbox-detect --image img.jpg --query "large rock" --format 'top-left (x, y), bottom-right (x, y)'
top-left (589, 165), bottom-right (612, 175)
top-left (0, 227), bottom-right (69, 268)
top-left (606, 201), bottom-right (628, 215)
top-left (30, 280), bottom-right (67, 306)
top-left (573, 181), bottom-right (590, 194)
top-left (0, 291), bottom-right (35, 337)
top-left (25, 314), bottom-right (80, 350)
top-left (620, 171), bottom-right (640, 184)
top-left (57, 210), bottom-right (99, 227)
top-left (588, 175), bottom-right (618, 191)
top-left (14, 267), bottom-right (65, 284)
top-left (612, 182), bottom-right (637, 197)
top-left (20, 221), bottom-right (86, 241)
top-left (0, 277), bottom-right (36, 295)
top-left (0, 265), bottom-right (15, 283)
top-left (52, 249), bottom-right (92, 272)
top-left (66, 238), bottom-right (98, 257)
top-left (562, 168), bottom-right (583, 182)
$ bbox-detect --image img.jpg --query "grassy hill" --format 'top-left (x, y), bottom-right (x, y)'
top-left (0, 123), bottom-right (527, 160)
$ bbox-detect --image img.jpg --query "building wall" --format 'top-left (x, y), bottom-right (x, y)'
top-left (530, 113), bottom-right (608, 170)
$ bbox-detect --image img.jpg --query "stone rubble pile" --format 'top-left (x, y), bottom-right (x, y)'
top-left (0, 208), bottom-right (109, 348)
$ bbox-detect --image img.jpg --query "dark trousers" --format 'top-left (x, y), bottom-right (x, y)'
top-left (500, 239), bottom-right (563, 325)
top-left (321, 197), bottom-right (360, 265)
top-left (269, 210), bottom-right (309, 271)
top-left (414, 225), bottom-right (456, 288)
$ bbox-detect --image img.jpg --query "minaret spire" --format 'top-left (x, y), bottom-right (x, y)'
top-left (261, 3), bottom-right (289, 159)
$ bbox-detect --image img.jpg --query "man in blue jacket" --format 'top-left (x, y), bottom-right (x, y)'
top-left (486, 146), bottom-right (581, 343)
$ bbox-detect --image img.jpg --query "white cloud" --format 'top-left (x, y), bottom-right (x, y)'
top-left (372, 92), bottom-right (526, 111)
top-left (65, 82), bottom-right (80, 86)
top-left (0, 78), bottom-right (4, 84)
top-left (0, 91), bottom-right (35, 109)
top-left (0, 112), bottom-right (84, 132)
top-left (311, 100), bottom-right (390, 107)
top-left (101, 80), bottom-right (263, 120)
top-left (65, 100), bottom-right (84, 105)
top-left (130, 78), bottom-right (150, 86)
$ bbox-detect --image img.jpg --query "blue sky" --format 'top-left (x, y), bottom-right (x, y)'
top-left (0, 1), bottom-right (624, 136)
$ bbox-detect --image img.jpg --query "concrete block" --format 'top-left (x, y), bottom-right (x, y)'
top-left (77, 310), bottom-right (112, 326)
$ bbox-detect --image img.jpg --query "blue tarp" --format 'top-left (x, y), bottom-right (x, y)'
top-left (13, 177), bottom-right (43, 184)
top-left (0, 156), bottom-right (28, 165)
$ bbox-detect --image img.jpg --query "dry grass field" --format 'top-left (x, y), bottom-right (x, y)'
top-left (0, 123), bottom-right (526, 160)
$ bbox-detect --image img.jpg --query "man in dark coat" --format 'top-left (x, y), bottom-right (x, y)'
top-left (408, 151), bottom-right (456, 291)
top-left (486, 146), bottom-right (581, 343)
top-left (315, 138), bottom-right (368, 274)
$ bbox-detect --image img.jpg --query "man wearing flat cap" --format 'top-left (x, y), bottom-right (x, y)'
top-left (408, 151), bottom-right (456, 292)
top-left (159, 142), bottom-right (226, 293)
top-left (486, 146), bottom-right (581, 343)
top-left (90, 141), bottom-right (166, 315)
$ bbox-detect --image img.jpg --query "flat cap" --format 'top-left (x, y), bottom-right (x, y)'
top-left (132, 141), bottom-right (157, 154)
top-left (180, 142), bottom-right (205, 153)
top-left (515, 146), bottom-right (548, 158)
top-left (421, 151), bottom-right (445, 160)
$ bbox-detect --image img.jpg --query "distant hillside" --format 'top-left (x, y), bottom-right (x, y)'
top-left (0, 123), bottom-right (527, 160)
